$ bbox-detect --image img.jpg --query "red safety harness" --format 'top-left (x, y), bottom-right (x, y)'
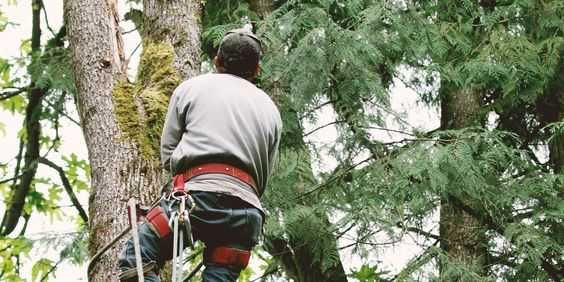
top-left (146, 163), bottom-right (254, 269)
top-left (173, 163), bottom-right (258, 194)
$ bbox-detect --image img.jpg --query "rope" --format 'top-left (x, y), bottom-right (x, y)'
top-left (86, 197), bottom-right (161, 275)
top-left (128, 198), bottom-right (144, 281)
top-left (86, 227), bottom-right (131, 274)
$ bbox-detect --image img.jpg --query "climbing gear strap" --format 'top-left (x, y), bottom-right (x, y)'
top-left (127, 198), bottom-right (144, 282)
top-left (169, 192), bottom-right (195, 281)
top-left (204, 246), bottom-right (251, 269)
top-left (146, 206), bottom-right (171, 238)
top-left (176, 163), bottom-right (258, 193)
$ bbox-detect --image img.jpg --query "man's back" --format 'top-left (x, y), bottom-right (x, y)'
top-left (120, 28), bottom-right (279, 282)
top-left (161, 73), bottom-right (282, 207)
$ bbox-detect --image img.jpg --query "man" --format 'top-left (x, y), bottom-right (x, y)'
top-left (119, 28), bottom-right (282, 281)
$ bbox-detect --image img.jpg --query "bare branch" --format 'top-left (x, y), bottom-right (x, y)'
top-left (40, 257), bottom-right (63, 282)
top-left (43, 97), bottom-right (81, 126)
top-left (390, 240), bottom-right (439, 281)
top-left (40, 0), bottom-right (56, 37)
top-left (362, 126), bottom-right (419, 137)
top-left (303, 120), bottom-right (344, 137)
top-left (0, 88), bottom-right (27, 101)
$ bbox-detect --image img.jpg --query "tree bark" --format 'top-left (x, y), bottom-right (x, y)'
top-left (143, 0), bottom-right (201, 79)
top-left (65, 0), bottom-right (201, 281)
top-left (439, 87), bottom-right (487, 278)
top-left (66, 1), bottom-right (155, 281)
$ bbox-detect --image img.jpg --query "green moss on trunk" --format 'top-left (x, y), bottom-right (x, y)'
top-left (112, 40), bottom-right (180, 162)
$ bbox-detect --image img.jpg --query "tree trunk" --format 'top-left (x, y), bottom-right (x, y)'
top-left (143, 0), bottom-right (201, 79)
top-left (539, 62), bottom-right (564, 174)
top-left (66, 0), bottom-right (201, 280)
top-left (439, 86), bottom-right (487, 278)
top-left (66, 1), bottom-right (149, 281)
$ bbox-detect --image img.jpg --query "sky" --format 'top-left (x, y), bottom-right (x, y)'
top-left (0, 0), bottom-right (441, 281)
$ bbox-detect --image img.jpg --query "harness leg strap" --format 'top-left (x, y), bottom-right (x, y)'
top-left (204, 246), bottom-right (251, 269)
top-left (145, 206), bottom-right (171, 238)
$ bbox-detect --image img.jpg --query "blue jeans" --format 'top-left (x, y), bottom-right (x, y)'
top-left (119, 191), bottom-right (263, 282)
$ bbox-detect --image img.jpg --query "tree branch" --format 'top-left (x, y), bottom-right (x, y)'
top-left (390, 240), bottom-right (439, 281)
top-left (303, 120), bottom-right (344, 137)
top-left (38, 157), bottom-right (88, 224)
top-left (40, 0), bottom-right (56, 37)
top-left (0, 88), bottom-right (27, 101)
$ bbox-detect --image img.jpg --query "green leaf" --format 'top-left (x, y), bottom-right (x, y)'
top-left (31, 258), bottom-right (54, 282)
top-left (351, 264), bottom-right (387, 282)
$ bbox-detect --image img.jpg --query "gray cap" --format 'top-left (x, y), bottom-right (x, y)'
top-left (217, 27), bottom-right (262, 77)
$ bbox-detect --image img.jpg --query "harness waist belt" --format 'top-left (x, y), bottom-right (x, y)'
top-left (204, 246), bottom-right (251, 268)
top-left (181, 163), bottom-right (258, 193)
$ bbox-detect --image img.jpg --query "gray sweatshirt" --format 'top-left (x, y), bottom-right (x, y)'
top-left (161, 73), bottom-right (282, 211)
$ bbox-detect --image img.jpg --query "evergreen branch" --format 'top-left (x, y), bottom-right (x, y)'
top-left (303, 120), bottom-right (345, 137)
top-left (362, 126), bottom-right (419, 137)
top-left (38, 157), bottom-right (88, 224)
top-left (338, 238), bottom-right (400, 250)
top-left (448, 195), bottom-right (563, 281)
top-left (390, 240), bottom-right (439, 281)
top-left (382, 137), bottom-right (456, 146)
top-left (335, 220), bottom-right (358, 239)
top-left (399, 224), bottom-right (440, 241)
top-left (297, 155), bottom-right (374, 198)
top-left (298, 100), bottom-right (335, 119)
top-left (250, 262), bottom-right (280, 282)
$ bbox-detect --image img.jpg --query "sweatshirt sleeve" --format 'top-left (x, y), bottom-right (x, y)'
top-left (267, 111), bottom-right (283, 180)
top-left (160, 85), bottom-right (185, 172)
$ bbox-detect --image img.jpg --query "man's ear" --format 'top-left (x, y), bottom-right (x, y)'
top-left (213, 56), bottom-right (225, 72)
top-left (251, 64), bottom-right (261, 79)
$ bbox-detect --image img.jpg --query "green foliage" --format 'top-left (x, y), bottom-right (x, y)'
top-left (0, 10), bottom-right (9, 31)
top-left (62, 153), bottom-right (91, 192)
top-left (201, 0), bottom-right (258, 58)
top-left (31, 258), bottom-right (53, 282)
top-left (0, 237), bottom-right (33, 281)
top-left (0, 0), bottom-right (560, 280)
top-left (350, 264), bottom-right (388, 282)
